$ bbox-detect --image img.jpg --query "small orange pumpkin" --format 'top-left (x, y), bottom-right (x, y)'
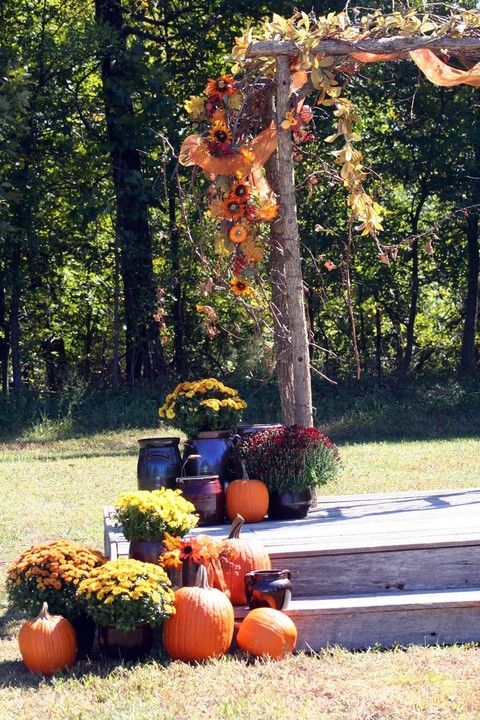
top-left (236, 607), bottom-right (297, 659)
top-left (220, 515), bottom-right (271, 605)
top-left (225, 479), bottom-right (269, 523)
top-left (163, 565), bottom-right (234, 662)
top-left (18, 602), bottom-right (77, 675)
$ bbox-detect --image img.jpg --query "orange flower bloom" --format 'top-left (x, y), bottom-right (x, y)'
top-left (230, 277), bottom-right (254, 297)
top-left (222, 195), bottom-right (244, 221)
top-left (208, 121), bottom-right (232, 146)
top-left (229, 223), bottom-right (249, 244)
top-left (257, 203), bottom-right (279, 221)
top-left (205, 75), bottom-right (236, 99)
top-left (231, 181), bottom-right (250, 201)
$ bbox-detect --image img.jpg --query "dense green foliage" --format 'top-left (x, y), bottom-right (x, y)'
top-left (0, 1), bottom-right (478, 431)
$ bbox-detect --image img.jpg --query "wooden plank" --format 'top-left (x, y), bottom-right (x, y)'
top-left (235, 588), bottom-right (480, 651)
top-left (270, 544), bottom-right (480, 596)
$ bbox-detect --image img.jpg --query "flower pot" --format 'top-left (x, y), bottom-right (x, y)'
top-left (70, 612), bottom-right (96, 659)
top-left (129, 539), bottom-right (167, 565)
top-left (98, 624), bottom-right (153, 661)
top-left (268, 488), bottom-right (313, 520)
top-left (137, 437), bottom-right (182, 491)
top-left (183, 431), bottom-right (234, 489)
top-left (244, 569), bottom-right (292, 610)
top-left (175, 475), bottom-right (225, 526)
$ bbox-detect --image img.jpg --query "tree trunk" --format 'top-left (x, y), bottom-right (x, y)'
top-left (10, 241), bottom-right (21, 393)
top-left (0, 268), bottom-right (9, 393)
top-left (459, 102), bottom-right (480, 378)
top-left (112, 218), bottom-right (121, 387)
top-left (168, 169), bottom-right (187, 376)
top-left (273, 55), bottom-right (313, 426)
top-left (400, 191), bottom-right (427, 376)
top-left (95, 0), bottom-right (165, 383)
top-left (459, 210), bottom-right (479, 377)
top-left (374, 297), bottom-right (383, 378)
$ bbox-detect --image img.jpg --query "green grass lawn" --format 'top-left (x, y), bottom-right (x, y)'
top-left (1, 428), bottom-right (480, 719)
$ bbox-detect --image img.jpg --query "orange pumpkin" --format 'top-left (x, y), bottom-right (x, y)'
top-left (220, 515), bottom-right (271, 605)
top-left (225, 479), bottom-right (269, 523)
top-left (236, 607), bottom-right (297, 659)
top-left (18, 602), bottom-right (77, 675)
top-left (163, 565), bottom-right (234, 662)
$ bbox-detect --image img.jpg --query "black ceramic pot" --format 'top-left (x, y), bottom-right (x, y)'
top-left (129, 539), bottom-right (167, 565)
top-left (70, 612), bottom-right (96, 659)
top-left (183, 431), bottom-right (233, 488)
top-left (137, 437), bottom-right (182, 490)
top-left (268, 488), bottom-right (313, 520)
top-left (175, 475), bottom-right (225, 526)
top-left (98, 624), bottom-right (153, 661)
top-left (244, 569), bottom-right (292, 610)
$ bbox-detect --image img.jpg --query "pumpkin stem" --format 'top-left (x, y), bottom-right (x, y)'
top-left (227, 514), bottom-right (245, 539)
top-left (240, 461), bottom-right (249, 481)
top-left (38, 602), bottom-right (50, 620)
top-left (194, 563), bottom-right (211, 590)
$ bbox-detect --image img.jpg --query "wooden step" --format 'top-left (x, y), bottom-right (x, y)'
top-left (269, 540), bottom-right (480, 596)
top-left (235, 587), bottom-right (480, 651)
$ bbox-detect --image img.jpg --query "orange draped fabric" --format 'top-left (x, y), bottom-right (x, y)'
top-left (353, 48), bottom-right (480, 87)
top-left (179, 124), bottom-right (277, 179)
top-left (409, 48), bottom-right (480, 87)
top-left (179, 71), bottom-right (308, 177)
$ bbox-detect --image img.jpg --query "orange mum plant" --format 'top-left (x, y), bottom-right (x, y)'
top-left (6, 540), bottom-right (106, 620)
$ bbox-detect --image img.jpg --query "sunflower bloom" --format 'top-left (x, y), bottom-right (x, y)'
top-left (231, 181), bottom-right (250, 200)
top-left (230, 277), bottom-right (254, 297)
top-left (208, 121), bottom-right (232, 146)
top-left (229, 223), bottom-right (249, 244)
top-left (205, 75), bottom-right (236, 99)
top-left (223, 195), bottom-right (244, 221)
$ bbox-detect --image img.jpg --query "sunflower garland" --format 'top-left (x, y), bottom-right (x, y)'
top-left (184, 70), bottom-right (299, 298)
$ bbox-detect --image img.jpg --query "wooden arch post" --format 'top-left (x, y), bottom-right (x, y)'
top-left (274, 54), bottom-right (313, 427)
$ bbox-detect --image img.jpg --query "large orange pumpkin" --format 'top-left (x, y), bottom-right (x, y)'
top-left (220, 515), bottom-right (271, 605)
top-left (236, 607), bottom-right (297, 659)
top-left (163, 565), bottom-right (234, 662)
top-left (18, 602), bottom-right (77, 675)
top-left (225, 479), bottom-right (269, 523)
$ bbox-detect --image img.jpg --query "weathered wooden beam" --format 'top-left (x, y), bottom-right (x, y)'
top-left (275, 55), bottom-right (313, 427)
top-left (247, 35), bottom-right (480, 58)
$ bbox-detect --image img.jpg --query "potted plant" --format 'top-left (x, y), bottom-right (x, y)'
top-left (6, 540), bottom-right (106, 657)
top-left (115, 488), bottom-right (199, 564)
top-left (76, 557), bottom-right (175, 660)
top-left (159, 378), bottom-right (248, 486)
top-left (238, 425), bottom-right (340, 520)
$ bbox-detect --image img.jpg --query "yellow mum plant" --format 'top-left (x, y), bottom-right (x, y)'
top-left (158, 378), bottom-right (247, 436)
top-left (115, 488), bottom-right (199, 541)
top-left (77, 558), bottom-right (175, 632)
top-left (6, 540), bottom-right (106, 619)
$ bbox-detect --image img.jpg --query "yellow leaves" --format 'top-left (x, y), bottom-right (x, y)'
top-left (184, 95), bottom-right (205, 120)
top-left (208, 199), bottom-right (225, 220)
top-left (242, 238), bottom-right (264, 263)
top-left (214, 233), bottom-right (234, 256)
top-left (257, 202), bottom-right (279, 221)
top-left (280, 111), bottom-right (297, 129)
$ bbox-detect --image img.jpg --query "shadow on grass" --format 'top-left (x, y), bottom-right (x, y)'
top-left (0, 640), bottom-right (170, 689)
